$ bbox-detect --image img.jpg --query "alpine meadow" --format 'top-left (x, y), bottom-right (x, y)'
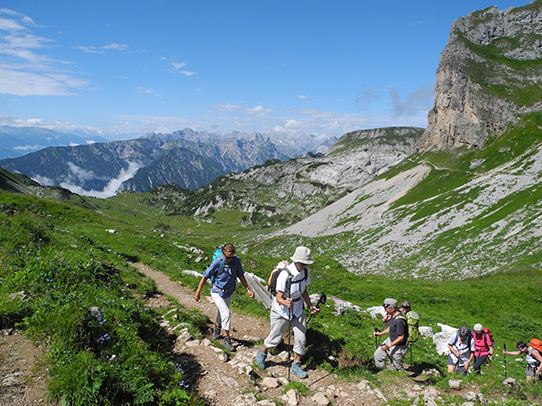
top-left (2, 1), bottom-right (542, 406)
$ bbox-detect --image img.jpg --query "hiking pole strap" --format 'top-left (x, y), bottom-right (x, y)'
top-left (307, 292), bottom-right (327, 324)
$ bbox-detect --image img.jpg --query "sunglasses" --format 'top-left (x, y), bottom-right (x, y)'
top-left (224, 255), bottom-right (234, 260)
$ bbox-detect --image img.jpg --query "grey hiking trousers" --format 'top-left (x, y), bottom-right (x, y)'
top-left (373, 338), bottom-right (408, 371)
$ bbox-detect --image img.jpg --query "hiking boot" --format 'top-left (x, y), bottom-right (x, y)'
top-left (291, 361), bottom-right (307, 379)
top-left (212, 325), bottom-right (221, 340)
top-left (222, 336), bottom-right (235, 352)
top-left (256, 349), bottom-right (267, 369)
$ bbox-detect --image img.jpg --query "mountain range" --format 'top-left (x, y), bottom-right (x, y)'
top-left (1, 1), bottom-right (542, 280)
top-left (0, 128), bottom-right (336, 196)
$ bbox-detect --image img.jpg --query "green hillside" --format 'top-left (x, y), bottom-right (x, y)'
top-left (1, 155), bottom-right (542, 403)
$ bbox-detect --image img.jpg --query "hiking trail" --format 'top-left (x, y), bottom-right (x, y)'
top-left (133, 263), bottom-right (478, 406)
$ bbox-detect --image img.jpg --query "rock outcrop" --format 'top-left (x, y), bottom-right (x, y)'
top-left (420, 0), bottom-right (542, 151)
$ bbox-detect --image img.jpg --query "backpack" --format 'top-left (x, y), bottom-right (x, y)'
top-left (453, 326), bottom-right (472, 348)
top-left (530, 338), bottom-right (542, 353)
top-left (267, 260), bottom-right (307, 297)
top-left (472, 328), bottom-right (494, 355)
top-left (482, 328), bottom-right (494, 347)
top-left (406, 311), bottom-right (420, 343)
top-left (209, 248), bottom-right (238, 283)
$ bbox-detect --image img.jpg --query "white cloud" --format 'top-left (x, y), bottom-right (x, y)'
top-left (0, 66), bottom-right (88, 96)
top-left (0, 8), bottom-right (89, 96)
top-left (0, 114), bottom-right (106, 135)
top-left (297, 95), bottom-right (308, 99)
top-left (0, 9), bottom-right (36, 26)
top-left (213, 103), bottom-right (272, 115)
top-left (101, 43), bottom-right (129, 51)
top-left (13, 144), bottom-right (43, 151)
top-left (32, 174), bottom-right (53, 186)
top-left (213, 103), bottom-right (242, 112)
top-left (0, 16), bottom-right (25, 31)
top-left (136, 87), bottom-right (161, 96)
top-left (59, 161), bottom-right (142, 198)
top-left (75, 42), bottom-right (129, 54)
top-left (171, 62), bottom-right (187, 69)
top-left (389, 84), bottom-right (433, 118)
top-left (180, 70), bottom-right (197, 76)
top-left (245, 105), bottom-right (273, 115)
top-left (74, 45), bottom-right (104, 54)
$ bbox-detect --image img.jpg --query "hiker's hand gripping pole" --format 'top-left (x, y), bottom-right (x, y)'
top-left (307, 292), bottom-right (327, 324)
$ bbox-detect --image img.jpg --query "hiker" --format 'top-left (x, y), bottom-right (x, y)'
top-left (194, 243), bottom-right (254, 351)
top-left (373, 298), bottom-right (409, 371)
top-left (447, 325), bottom-right (475, 376)
top-left (471, 323), bottom-right (494, 374)
top-left (503, 341), bottom-right (542, 383)
top-left (256, 246), bottom-right (320, 379)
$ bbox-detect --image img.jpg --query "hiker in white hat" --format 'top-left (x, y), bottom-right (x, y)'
top-left (256, 246), bottom-right (319, 379)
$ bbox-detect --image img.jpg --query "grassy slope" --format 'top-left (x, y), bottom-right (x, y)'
top-left (1, 181), bottom-right (541, 402)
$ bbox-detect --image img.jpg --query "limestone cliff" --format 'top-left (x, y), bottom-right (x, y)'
top-left (420, 0), bottom-right (542, 151)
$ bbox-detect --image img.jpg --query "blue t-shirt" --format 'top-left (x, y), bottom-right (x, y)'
top-left (203, 256), bottom-right (244, 298)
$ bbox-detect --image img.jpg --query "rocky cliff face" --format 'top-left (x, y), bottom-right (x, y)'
top-left (420, 0), bottom-right (542, 151)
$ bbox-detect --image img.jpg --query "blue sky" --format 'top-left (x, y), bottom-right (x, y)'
top-left (0, 0), bottom-right (529, 140)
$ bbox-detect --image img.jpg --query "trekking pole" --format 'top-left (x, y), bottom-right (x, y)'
top-left (410, 343), bottom-right (413, 365)
top-left (374, 327), bottom-right (381, 349)
top-left (287, 275), bottom-right (292, 382)
top-left (307, 292), bottom-right (327, 324)
top-left (504, 343), bottom-right (508, 378)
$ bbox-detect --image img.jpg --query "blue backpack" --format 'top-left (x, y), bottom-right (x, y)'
top-left (210, 248), bottom-right (238, 283)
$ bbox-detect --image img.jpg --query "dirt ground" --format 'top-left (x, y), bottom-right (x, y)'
top-left (0, 330), bottom-right (53, 405)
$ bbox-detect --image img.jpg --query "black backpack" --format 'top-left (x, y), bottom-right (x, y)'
top-left (267, 262), bottom-right (308, 297)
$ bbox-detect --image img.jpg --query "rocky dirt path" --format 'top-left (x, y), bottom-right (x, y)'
top-left (0, 330), bottom-right (52, 405)
top-left (133, 263), bottom-right (456, 406)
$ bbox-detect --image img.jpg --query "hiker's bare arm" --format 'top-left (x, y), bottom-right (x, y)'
top-left (503, 349), bottom-right (521, 356)
top-left (238, 275), bottom-right (254, 298)
top-left (302, 289), bottom-right (318, 314)
top-left (389, 334), bottom-right (404, 347)
top-left (276, 291), bottom-right (292, 307)
top-left (533, 351), bottom-right (542, 374)
top-left (465, 352), bottom-right (474, 369)
top-left (448, 344), bottom-right (460, 358)
top-left (194, 277), bottom-right (208, 301)
top-left (374, 327), bottom-right (390, 336)
top-left (381, 334), bottom-right (404, 350)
